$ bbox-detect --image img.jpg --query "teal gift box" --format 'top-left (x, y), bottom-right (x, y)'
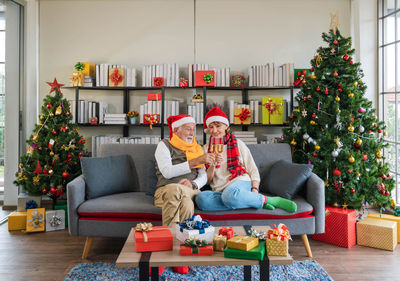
top-left (54, 202), bottom-right (68, 227)
top-left (224, 240), bottom-right (265, 260)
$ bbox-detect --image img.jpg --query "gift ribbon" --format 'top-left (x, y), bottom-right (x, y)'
top-left (267, 223), bottom-right (291, 241)
top-left (27, 209), bottom-right (44, 230)
top-left (234, 108), bottom-right (250, 124)
top-left (71, 72), bottom-right (84, 86)
top-left (111, 69), bottom-right (123, 86)
top-left (182, 238), bottom-right (209, 254)
top-left (264, 98), bottom-right (282, 115)
top-left (135, 222), bottom-right (166, 242)
top-left (231, 235), bottom-right (255, 244)
top-left (293, 72), bottom-right (306, 87)
top-left (25, 200), bottom-right (38, 210)
top-left (219, 226), bottom-right (234, 235)
top-left (49, 215), bottom-right (62, 227)
top-left (179, 215), bottom-right (210, 234)
top-left (144, 114), bottom-right (159, 130)
top-left (203, 73), bottom-right (214, 84)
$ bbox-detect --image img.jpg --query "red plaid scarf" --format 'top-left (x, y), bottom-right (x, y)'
top-left (206, 133), bottom-right (247, 181)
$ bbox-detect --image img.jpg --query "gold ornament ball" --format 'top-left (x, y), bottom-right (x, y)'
top-left (348, 92), bottom-right (354, 98)
top-left (49, 112), bottom-right (54, 117)
top-left (296, 108), bottom-right (300, 112)
top-left (290, 139), bottom-right (297, 146)
top-left (312, 75), bottom-right (317, 79)
top-left (353, 81), bottom-right (358, 86)
top-left (315, 145), bottom-right (321, 151)
top-left (348, 125), bottom-right (354, 132)
top-left (376, 151), bottom-right (383, 159)
top-left (324, 181), bottom-right (329, 187)
top-left (39, 122), bottom-right (43, 126)
top-left (350, 41), bottom-right (353, 46)
top-left (337, 108), bottom-right (341, 113)
top-left (384, 131), bottom-right (387, 136)
top-left (40, 115), bottom-right (44, 120)
top-left (48, 169), bottom-right (54, 175)
top-left (335, 96), bottom-right (340, 102)
top-left (310, 120), bottom-right (317, 125)
top-left (49, 151), bottom-right (54, 157)
top-left (348, 156), bottom-right (355, 163)
top-left (373, 114), bottom-right (377, 119)
top-left (356, 138), bottom-right (362, 146)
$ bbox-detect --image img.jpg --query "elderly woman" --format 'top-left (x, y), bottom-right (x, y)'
top-left (195, 107), bottom-right (297, 212)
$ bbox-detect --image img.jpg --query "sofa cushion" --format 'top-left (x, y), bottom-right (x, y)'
top-left (80, 155), bottom-right (136, 200)
top-left (264, 160), bottom-right (313, 199)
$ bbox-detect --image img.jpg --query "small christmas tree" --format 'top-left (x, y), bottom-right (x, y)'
top-left (283, 15), bottom-right (395, 210)
top-left (14, 78), bottom-right (86, 205)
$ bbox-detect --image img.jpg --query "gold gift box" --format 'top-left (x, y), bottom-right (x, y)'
top-left (368, 213), bottom-right (400, 243)
top-left (26, 208), bottom-right (45, 233)
top-left (78, 62), bottom-right (95, 77)
top-left (213, 234), bottom-right (227, 251)
top-left (357, 218), bottom-right (397, 251)
top-left (227, 235), bottom-right (258, 251)
top-left (234, 108), bottom-right (251, 125)
top-left (8, 212), bottom-right (27, 231)
top-left (261, 97), bottom-right (284, 125)
top-left (108, 68), bottom-right (125, 87)
top-left (266, 239), bottom-right (288, 256)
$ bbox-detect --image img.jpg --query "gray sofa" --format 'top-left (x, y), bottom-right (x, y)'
top-left (67, 143), bottom-right (325, 258)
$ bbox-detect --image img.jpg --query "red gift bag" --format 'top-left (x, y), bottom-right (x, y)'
top-left (312, 206), bottom-right (356, 248)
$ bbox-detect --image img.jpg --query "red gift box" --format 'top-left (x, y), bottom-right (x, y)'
top-left (134, 226), bottom-right (173, 252)
top-left (179, 78), bottom-right (189, 87)
top-left (153, 77), bottom-right (164, 87)
top-left (147, 93), bottom-right (161, 101)
top-left (219, 227), bottom-right (235, 240)
top-left (180, 245), bottom-right (213, 256)
top-left (143, 114), bottom-right (160, 125)
top-left (195, 70), bottom-right (215, 87)
top-left (312, 206), bottom-right (356, 248)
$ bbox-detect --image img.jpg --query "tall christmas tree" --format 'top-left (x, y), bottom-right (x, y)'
top-left (283, 15), bottom-right (395, 210)
top-left (14, 78), bottom-right (86, 204)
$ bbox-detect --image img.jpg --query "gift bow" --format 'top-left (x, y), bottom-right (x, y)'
top-left (110, 69), bottom-right (123, 86)
top-left (234, 108), bottom-right (250, 124)
top-left (49, 215), bottom-right (62, 227)
top-left (203, 73), bottom-right (214, 84)
top-left (27, 210), bottom-right (44, 230)
top-left (267, 223), bottom-right (291, 241)
top-left (264, 98), bottom-right (281, 115)
top-left (219, 226), bottom-right (234, 234)
top-left (135, 222), bottom-right (153, 242)
top-left (395, 209), bottom-right (400, 217)
top-left (179, 215), bottom-right (210, 234)
top-left (144, 114), bottom-right (159, 130)
top-left (182, 237), bottom-right (209, 254)
top-left (71, 72), bottom-right (84, 86)
top-left (214, 234), bottom-right (226, 241)
top-left (25, 200), bottom-right (38, 210)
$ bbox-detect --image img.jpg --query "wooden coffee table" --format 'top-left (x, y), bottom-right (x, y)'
top-left (116, 225), bottom-right (292, 281)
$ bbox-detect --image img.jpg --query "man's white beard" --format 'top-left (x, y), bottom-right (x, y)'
top-left (184, 137), bottom-right (193, 144)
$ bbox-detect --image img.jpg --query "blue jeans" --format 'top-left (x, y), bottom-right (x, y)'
top-left (195, 180), bottom-right (264, 211)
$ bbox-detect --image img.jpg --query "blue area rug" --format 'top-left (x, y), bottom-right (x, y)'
top-left (64, 260), bottom-right (334, 281)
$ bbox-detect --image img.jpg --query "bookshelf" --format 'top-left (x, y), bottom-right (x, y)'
top-left (64, 86), bottom-right (294, 144)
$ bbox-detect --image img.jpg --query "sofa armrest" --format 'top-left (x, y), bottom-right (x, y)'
top-left (306, 173), bottom-right (325, 234)
top-left (67, 174), bottom-right (86, 236)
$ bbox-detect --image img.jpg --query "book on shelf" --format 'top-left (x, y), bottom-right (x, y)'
top-left (248, 63), bottom-right (293, 87)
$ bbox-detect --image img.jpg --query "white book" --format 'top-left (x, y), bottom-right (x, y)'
top-left (200, 103), bottom-right (204, 123)
top-left (269, 63), bottom-right (274, 87)
top-left (88, 101), bottom-right (93, 119)
top-left (95, 65), bottom-right (100, 88)
top-left (104, 120), bottom-right (127, 124)
top-left (91, 136), bottom-right (96, 157)
top-left (126, 68), bottom-right (131, 87)
top-left (159, 64), bottom-right (164, 79)
top-left (104, 113), bottom-right (126, 118)
top-left (142, 66), bottom-right (146, 87)
top-left (133, 68), bottom-right (137, 87)
top-left (248, 67), bottom-right (253, 87)
top-left (229, 99), bottom-right (235, 123)
top-left (252, 66), bottom-right (256, 87)
top-left (188, 64), bottom-right (193, 87)
top-left (144, 102), bottom-right (148, 115)
top-left (176, 63), bottom-right (179, 87)
top-left (221, 68), bottom-right (225, 88)
top-left (225, 67), bottom-right (230, 87)
top-left (99, 64), bottom-right (104, 86)
top-left (250, 100), bottom-right (254, 123)
top-left (261, 65), bottom-right (265, 87)
top-left (254, 100), bottom-right (259, 123)
top-left (139, 104), bottom-right (144, 124)
top-left (84, 100), bottom-right (89, 123)
top-left (156, 100), bottom-right (161, 115)
top-left (175, 100), bottom-right (179, 115)
top-left (148, 100), bottom-right (153, 115)
top-left (156, 64), bottom-right (160, 78)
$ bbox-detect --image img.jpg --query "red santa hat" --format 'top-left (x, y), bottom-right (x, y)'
top-left (167, 114), bottom-right (196, 139)
top-left (203, 107), bottom-right (229, 132)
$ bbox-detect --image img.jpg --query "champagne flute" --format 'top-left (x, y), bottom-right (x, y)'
top-left (210, 136), bottom-right (224, 167)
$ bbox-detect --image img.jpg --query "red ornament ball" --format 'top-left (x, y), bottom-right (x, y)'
top-left (378, 129), bottom-right (382, 133)
top-left (333, 168), bottom-right (341, 177)
top-left (310, 68), bottom-right (314, 72)
top-left (42, 189), bottom-right (47, 194)
top-left (290, 114), bottom-right (294, 119)
top-left (312, 152), bottom-right (318, 157)
top-left (324, 88), bottom-right (329, 95)
top-left (316, 87), bottom-right (321, 92)
top-left (333, 40), bottom-right (338, 44)
top-left (385, 190), bottom-right (390, 196)
top-left (373, 123), bottom-right (378, 128)
top-left (50, 187), bottom-right (56, 195)
top-left (338, 88), bottom-right (343, 92)
top-left (312, 114), bottom-right (317, 118)
top-left (349, 61), bottom-right (354, 65)
top-left (362, 154), bottom-right (368, 161)
top-left (333, 72), bottom-right (338, 77)
top-left (303, 98), bottom-right (307, 102)
top-left (368, 130), bottom-right (372, 133)
top-left (52, 129), bottom-right (57, 135)
top-left (301, 70), bottom-right (307, 75)
top-left (351, 189), bottom-right (355, 193)
top-left (381, 174), bottom-right (387, 179)
top-left (343, 55), bottom-right (349, 61)
top-left (46, 103), bottom-right (52, 109)
top-left (62, 171), bottom-right (70, 179)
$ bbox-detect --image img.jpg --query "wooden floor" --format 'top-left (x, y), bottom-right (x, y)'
top-left (1, 209), bottom-right (400, 281)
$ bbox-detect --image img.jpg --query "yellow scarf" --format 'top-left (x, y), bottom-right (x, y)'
top-left (169, 134), bottom-right (204, 169)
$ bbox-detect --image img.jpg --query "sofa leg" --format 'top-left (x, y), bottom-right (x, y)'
top-left (301, 234), bottom-right (313, 258)
top-left (82, 237), bottom-right (93, 259)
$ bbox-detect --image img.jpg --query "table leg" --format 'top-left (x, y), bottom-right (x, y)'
top-left (139, 252), bottom-right (151, 280)
top-left (151, 267), bottom-right (159, 281)
top-left (244, 265), bottom-right (252, 281)
top-left (259, 254), bottom-right (270, 281)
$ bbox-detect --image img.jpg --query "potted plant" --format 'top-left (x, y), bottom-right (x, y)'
top-left (127, 110), bottom-right (139, 125)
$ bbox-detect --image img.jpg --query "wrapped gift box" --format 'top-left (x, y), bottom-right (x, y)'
top-left (357, 218), bottom-right (397, 251)
top-left (180, 239), bottom-right (213, 256)
top-left (26, 208), bottom-right (45, 233)
top-left (266, 239), bottom-right (288, 256)
top-left (147, 93), bottom-right (161, 101)
top-left (143, 114), bottom-right (160, 125)
top-left (134, 225), bottom-right (173, 252)
top-left (79, 62), bottom-right (95, 77)
top-left (72, 71), bottom-right (84, 86)
top-left (176, 215), bottom-right (215, 243)
top-left (262, 97), bottom-right (284, 125)
top-left (17, 193), bottom-right (41, 212)
top-left (8, 212), bottom-right (27, 231)
top-left (312, 206), bottom-right (357, 248)
top-left (219, 227), bottom-right (235, 240)
top-left (45, 210), bottom-right (65, 232)
top-left (195, 70), bottom-right (215, 87)
top-left (213, 234), bottom-right (227, 251)
top-left (368, 213), bottom-right (400, 243)
top-left (54, 202), bottom-right (68, 227)
top-left (108, 68), bottom-right (125, 87)
top-left (227, 235), bottom-right (259, 251)
top-left (224, 241), bottom-right (265, 260)
top-left (179, 78), bottom-right (189, 87)
top-left (234, 108), bottom-right (251, 125)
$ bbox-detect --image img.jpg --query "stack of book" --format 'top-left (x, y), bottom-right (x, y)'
top-left (232, 131), bottom-right (258, 145)
top-left (103, 114), bottom-right (127, 124)
top-left (142, 63), bottom-right (180, 87)
top-left (84, 76), bottom-right (96, 87)
top-left (187, 103), bottom-right (204, 124)
top-left (248, 63), bottom-right (294, 87)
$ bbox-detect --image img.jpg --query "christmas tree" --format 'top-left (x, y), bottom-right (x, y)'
top-left (283, 16), bottom-right (395, 210)
top-left (14, 78), bottom-right (86, 204)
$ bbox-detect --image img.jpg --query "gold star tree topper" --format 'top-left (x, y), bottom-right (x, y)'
top-left (330, 12), bottom-right (340, 34)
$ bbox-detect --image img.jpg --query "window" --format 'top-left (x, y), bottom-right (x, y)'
top-left (379, 0), bottom-right (400, 203)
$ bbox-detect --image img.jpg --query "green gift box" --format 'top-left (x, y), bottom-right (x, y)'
top-left (54, 202), bottom-right (68, 227)
top-left (224, 241), bottom-right (265, 260)
top-left (262, 97), bottom-right (284, 125)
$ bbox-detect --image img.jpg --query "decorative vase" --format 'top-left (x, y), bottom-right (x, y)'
top-left (129, 117), bottom-right (137, 125)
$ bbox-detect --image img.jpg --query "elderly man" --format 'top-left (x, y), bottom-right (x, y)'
top-left (154, 114), bottom-right (214, 226)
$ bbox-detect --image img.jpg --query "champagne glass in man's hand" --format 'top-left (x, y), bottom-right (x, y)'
top-left (210, 136), bottom-right (224, 168)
